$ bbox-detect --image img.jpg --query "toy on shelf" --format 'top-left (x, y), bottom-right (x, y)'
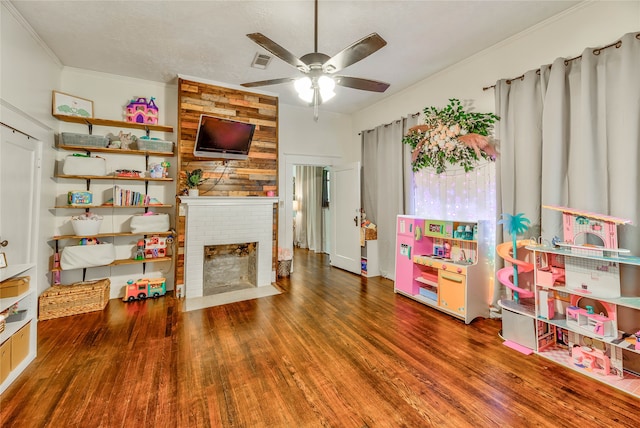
top-left (68, 190), bottom-right (92, 206)
top-left (148, 161), bottom-right (170, 178)
top-left (78, 237), bottom-right (100, 245)
top-left (125, 97), bottom-right (158, 125)
top-left (116, 169), bottom-right (142, 178)
top-left (144, 236), bottom-right (167, 259)
top-left (134, 240), bottom-right (145, 260)
top-left (122, 277), bottom-right (166, 301)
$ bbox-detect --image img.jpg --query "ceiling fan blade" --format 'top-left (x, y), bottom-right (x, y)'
top-left (322, 33), bottom-right (387, 74)
top-left (334, 76), bottom-right (390, 93)
top-left (241, 77), bottom-right (297, 88)
top-left (247, 33), bottom-right (310, 72)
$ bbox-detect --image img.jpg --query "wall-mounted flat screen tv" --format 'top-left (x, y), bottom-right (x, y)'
top-left (193, 114), bottom-right (256, 160)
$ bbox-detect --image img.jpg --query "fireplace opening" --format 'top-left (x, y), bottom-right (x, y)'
top-left (203, 242), bottom-right (257, 296)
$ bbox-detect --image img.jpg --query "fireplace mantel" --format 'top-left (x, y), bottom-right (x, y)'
top-left (179, 196), bottom-right (279, 206)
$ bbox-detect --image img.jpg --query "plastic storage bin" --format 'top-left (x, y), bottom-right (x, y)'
top-left (60, 132), bottom-right (109, 148)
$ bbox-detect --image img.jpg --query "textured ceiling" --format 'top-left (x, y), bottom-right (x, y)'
top-left (10, 0), bottom-right (580, 114)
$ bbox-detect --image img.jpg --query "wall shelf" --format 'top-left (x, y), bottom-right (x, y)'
top-left (55, 174), bottom-right (173, 182)
top-left (52, 231), bottom-right (174, 241)
top-left (53, 204), bottom-right (173, 209)
top-left (53, 114), bottom-right (173, 136)
top-left (51, 256), bottom-right (172, 272)
top-left (57, 143), bottom-right (174, 157)
top-left (52, 111), bottom-right (176, 297)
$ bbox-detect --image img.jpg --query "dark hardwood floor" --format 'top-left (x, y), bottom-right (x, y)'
top-left (1, 249), bottom-right (637, 427)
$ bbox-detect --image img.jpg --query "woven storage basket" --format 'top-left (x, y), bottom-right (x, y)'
top-left (277, 260), bottom-right (292, 278)
top-left (39, 279), bottom-right (110, 320)
top-left (0, 319), bottom-right (5, 334)
top-left (136, 139), bottom-right (173, 153)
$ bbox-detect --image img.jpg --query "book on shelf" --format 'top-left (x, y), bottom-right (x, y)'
top-left (108, 185), bottom-right (154, 206)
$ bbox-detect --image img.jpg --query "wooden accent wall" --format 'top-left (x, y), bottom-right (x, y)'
top-left (175, 78), bottom-right (279, 286)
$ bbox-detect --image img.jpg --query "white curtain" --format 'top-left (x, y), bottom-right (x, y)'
top-left (361, 116), bottom-right (418, 279)
top-left (294, 166), bottom-right (324, 252)
top-left (497, 32), bottom-right (640, 304)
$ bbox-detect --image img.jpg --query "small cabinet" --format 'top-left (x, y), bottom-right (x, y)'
top-left (10, 322), bottom-right (30, 370)
top-left (0, 264), bottom-right (37, 394)
top-left (0, 337), bottom-right (11, 384)
top-left (439, 270), bottom-right (466, 316)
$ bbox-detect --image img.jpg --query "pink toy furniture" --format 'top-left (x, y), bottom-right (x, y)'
top-left (536, 266), bottom-right (565, 287)
top-left (566, 305), bottom-right (615, 338)
top-left (572, 345), bottom-right (611, 375)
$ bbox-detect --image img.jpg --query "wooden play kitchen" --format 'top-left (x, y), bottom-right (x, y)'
top-left (394, 216), bottom-right (492, 324)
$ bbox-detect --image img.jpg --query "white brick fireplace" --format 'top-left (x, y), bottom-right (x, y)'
top-left (179, 197), bottom-right (278, 309)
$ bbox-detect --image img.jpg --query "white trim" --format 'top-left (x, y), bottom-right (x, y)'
top-left (0, 98), bottom-right (53, 134)
top-left (2, 1), bottom-right (63, 68)
top-left (179, 196), bottom-right (278, 206)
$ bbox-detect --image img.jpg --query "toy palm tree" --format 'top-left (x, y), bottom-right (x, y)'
top-left (498, 212), bottom-right (530, 303)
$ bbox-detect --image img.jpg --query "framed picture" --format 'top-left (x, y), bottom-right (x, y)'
top-left (0, 252), bottom-right (6, 269)
top-left (52, 90), bottom-right (94, 118)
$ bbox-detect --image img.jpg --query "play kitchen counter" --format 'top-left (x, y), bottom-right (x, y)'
top-left (394, 216), bottom-right (492, 324)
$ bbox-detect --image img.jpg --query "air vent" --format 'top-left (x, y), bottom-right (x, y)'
top-left (251, 53), bottom-right (272, 69)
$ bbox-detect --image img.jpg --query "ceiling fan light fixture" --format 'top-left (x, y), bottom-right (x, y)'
top-left (295, 77), bottom-right (314, 103)
top-left (318, 76), bottom-right (336, 102)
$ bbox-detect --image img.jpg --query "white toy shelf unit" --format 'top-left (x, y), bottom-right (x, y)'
top-left (516, 205), bottom-right (640, 398)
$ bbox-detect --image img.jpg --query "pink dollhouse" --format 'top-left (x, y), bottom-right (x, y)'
top-left (543, 205), bottom-right (631, 298)
top-left (543, 205), bottom-right (631, 255)
top-left (125, 97), bottom-right (159, 124)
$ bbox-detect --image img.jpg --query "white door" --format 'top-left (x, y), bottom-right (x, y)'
top-left (330, 162), bottom-right (361, 274)
top-left (0, 125), bottom-right (42, 267)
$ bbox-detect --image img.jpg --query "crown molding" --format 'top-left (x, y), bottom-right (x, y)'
top-left (3, 1), bottom-right (63, 68)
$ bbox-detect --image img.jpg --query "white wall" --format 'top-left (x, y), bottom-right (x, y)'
top-left (1, 2), bottom-right (61, 294)
top-left (352, 1), bottom-right (640, 136)
top-left (277, 103), bottom-right (352, 254)
top-left (60, 68), bottom-right (177, 128)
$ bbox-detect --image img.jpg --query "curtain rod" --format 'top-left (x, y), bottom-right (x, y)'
top-left (0, 121), bottom-right (36, 139)
top-left (359, 113), bottom-right (420, 135)
top-left (482, 32), bottom-right (640, 91)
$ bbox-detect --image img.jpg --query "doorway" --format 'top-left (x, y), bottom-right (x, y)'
top-left (293, 165), bottom-right (330, 253)
top-left (282, 154), bottom-right (339, 268)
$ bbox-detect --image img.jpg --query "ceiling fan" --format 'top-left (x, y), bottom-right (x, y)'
top-left (241, 0), bottom-right (390, 120)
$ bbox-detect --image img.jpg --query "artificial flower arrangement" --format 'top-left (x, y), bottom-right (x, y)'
top-left (403, 98), bottom-right (500, 174)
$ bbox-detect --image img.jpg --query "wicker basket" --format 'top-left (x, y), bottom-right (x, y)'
top-left (39, 279), bottom-right (110, 320)
top-left (0, 319), bottom-right (5, 334)
top-left (277, 260), bottom-right (292, 278)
